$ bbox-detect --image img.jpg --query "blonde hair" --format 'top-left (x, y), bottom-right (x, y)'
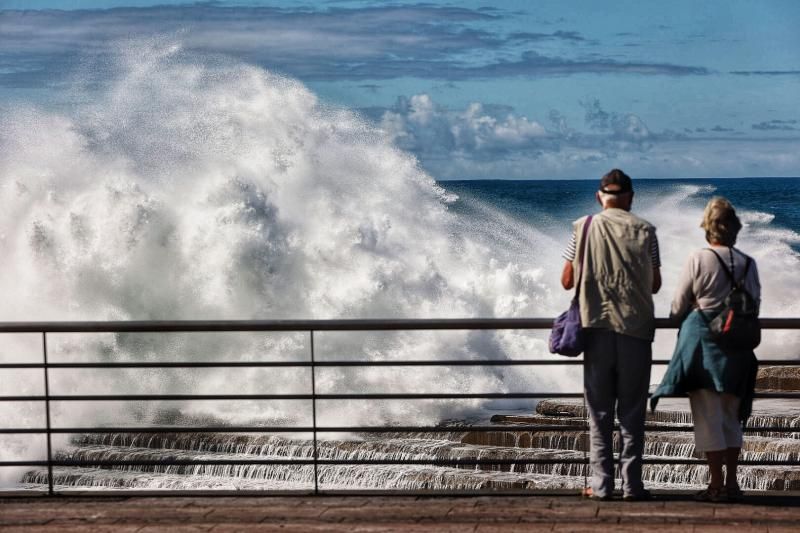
top-left (701, 196), bottom-right (742, 246)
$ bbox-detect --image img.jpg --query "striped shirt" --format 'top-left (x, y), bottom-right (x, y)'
top-left (562, 229), bottom-right (661, 267)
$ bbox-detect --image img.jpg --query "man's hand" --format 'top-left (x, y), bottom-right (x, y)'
top-left (561, 261), bottom-right (574, 290)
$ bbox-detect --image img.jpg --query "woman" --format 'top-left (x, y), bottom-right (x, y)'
top-left (651, 197), bottom-right (760, 502)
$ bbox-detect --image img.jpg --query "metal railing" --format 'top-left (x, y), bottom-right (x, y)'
top-left (1, 318), bottom-right (799, 496)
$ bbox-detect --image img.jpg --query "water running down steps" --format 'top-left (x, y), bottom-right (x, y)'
top-left (19, 393), bottom-right (800, 492)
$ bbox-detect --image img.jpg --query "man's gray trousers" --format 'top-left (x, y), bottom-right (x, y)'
top-left (583, 329), bottom-right (652, 498)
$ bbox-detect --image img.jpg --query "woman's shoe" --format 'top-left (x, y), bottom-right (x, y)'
top-left (582, 487), bottom-right (612, 501)
top-left (694, 486), bottom-right (726, 503)
top-left (724, 485), bottom-right (744, 502)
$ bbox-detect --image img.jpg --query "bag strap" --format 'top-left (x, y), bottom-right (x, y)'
top-left (741, 254), bottom-right (752, 285)
top-left (574, 215), bottom-right (593, 298)
top-left (706, 248), bottom-right (751, 289)
top-left (699, 248), bottom-right (756, 324)
top-left (707, 248), bottom-right (734, 285)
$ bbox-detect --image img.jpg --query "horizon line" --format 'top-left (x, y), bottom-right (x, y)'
top-left (437, 176), bottom-right (800, 182)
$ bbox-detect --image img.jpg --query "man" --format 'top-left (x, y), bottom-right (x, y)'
top-left (561, 168), bottom-right (661, 501)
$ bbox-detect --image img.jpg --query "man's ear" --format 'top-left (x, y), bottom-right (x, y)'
top-left (596, 191), bottom-right (603, 206)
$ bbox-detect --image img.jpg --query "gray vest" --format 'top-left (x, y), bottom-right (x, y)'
top-left (574, 208), bottom-right (656, 341)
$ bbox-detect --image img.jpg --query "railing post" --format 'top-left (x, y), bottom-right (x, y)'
top-left (582, 387), bottom-right (588, 490)
top-left (310, 330), bottom-right (319, 495)
top-left (42, 332), bottom-right (54, 496)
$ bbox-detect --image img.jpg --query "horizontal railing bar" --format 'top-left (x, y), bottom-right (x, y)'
top-left (2, 358), bottom-right (799, 369)
top-left (0, 362), bottom-right (313, 369)
top-left (0, 317), bottom-right (796, 333)
top-left (0, 393), bottom-right (586, 401)
top-left (7, 488), bottom-right (798, 497)
top-left (2, 392), bottom-right (799, 402)
top-left (3, 458), bottom-right (799, 468)
top-left (0, 318), bottom-right (554, 332)
top-left (0, 425), bottom-right (797, 434)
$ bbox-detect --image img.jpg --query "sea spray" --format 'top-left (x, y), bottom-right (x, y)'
top-left (0, 42), bottom-right (559, 486)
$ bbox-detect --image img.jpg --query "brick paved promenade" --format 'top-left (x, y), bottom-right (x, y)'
top-left (1, 493), bottom-right (799, 532)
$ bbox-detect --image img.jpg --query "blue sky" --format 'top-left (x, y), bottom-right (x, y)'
top-left (1, 0), bottom-right (798, 179)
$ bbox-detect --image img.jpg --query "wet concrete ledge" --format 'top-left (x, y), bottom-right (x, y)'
top-left (2, 492), bottom-right (799, 532)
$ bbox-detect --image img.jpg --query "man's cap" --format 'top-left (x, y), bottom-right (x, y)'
top-left (599, 169), bottom-right (633, 195)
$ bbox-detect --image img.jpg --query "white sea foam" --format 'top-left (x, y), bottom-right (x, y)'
top-left (740, 210), bottom-right (776, 226)
top-left (0, 42), bottom-right (560, 485)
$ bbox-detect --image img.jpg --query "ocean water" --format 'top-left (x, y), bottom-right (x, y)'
top-left (442, 177), bottom-right (800, 255)
top-left (441, 177), bottom-right (800, 318)
top-left (1, 42), bottom-right (799, 490)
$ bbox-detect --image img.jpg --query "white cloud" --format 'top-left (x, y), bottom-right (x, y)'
top-left (379, 95), bottom-right (549, 156)
top-left (582, 98), bottom-right (651, 144)
top-left (368, 93), bottom-right (800, 179)
top-left (611, 113), bottom-right (651, 143)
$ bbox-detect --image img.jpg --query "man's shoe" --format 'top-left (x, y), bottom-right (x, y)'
top-left (723, 485), bottom-right (744, 502)
top-left (582, 487), bottom-right (612, 501)
top-left (623, 489), bottom-right (652, 502)
top-left (694, 486), bottom-right (726, 503)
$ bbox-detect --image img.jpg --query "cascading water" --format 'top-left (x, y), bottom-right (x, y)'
top-left (17, 402), bottom-right (800, 491)
top-left (1, 41), bottom-right (799, 491)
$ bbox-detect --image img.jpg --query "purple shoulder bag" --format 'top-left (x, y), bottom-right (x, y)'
top-left (548, 215), bottom-right (593, 357)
